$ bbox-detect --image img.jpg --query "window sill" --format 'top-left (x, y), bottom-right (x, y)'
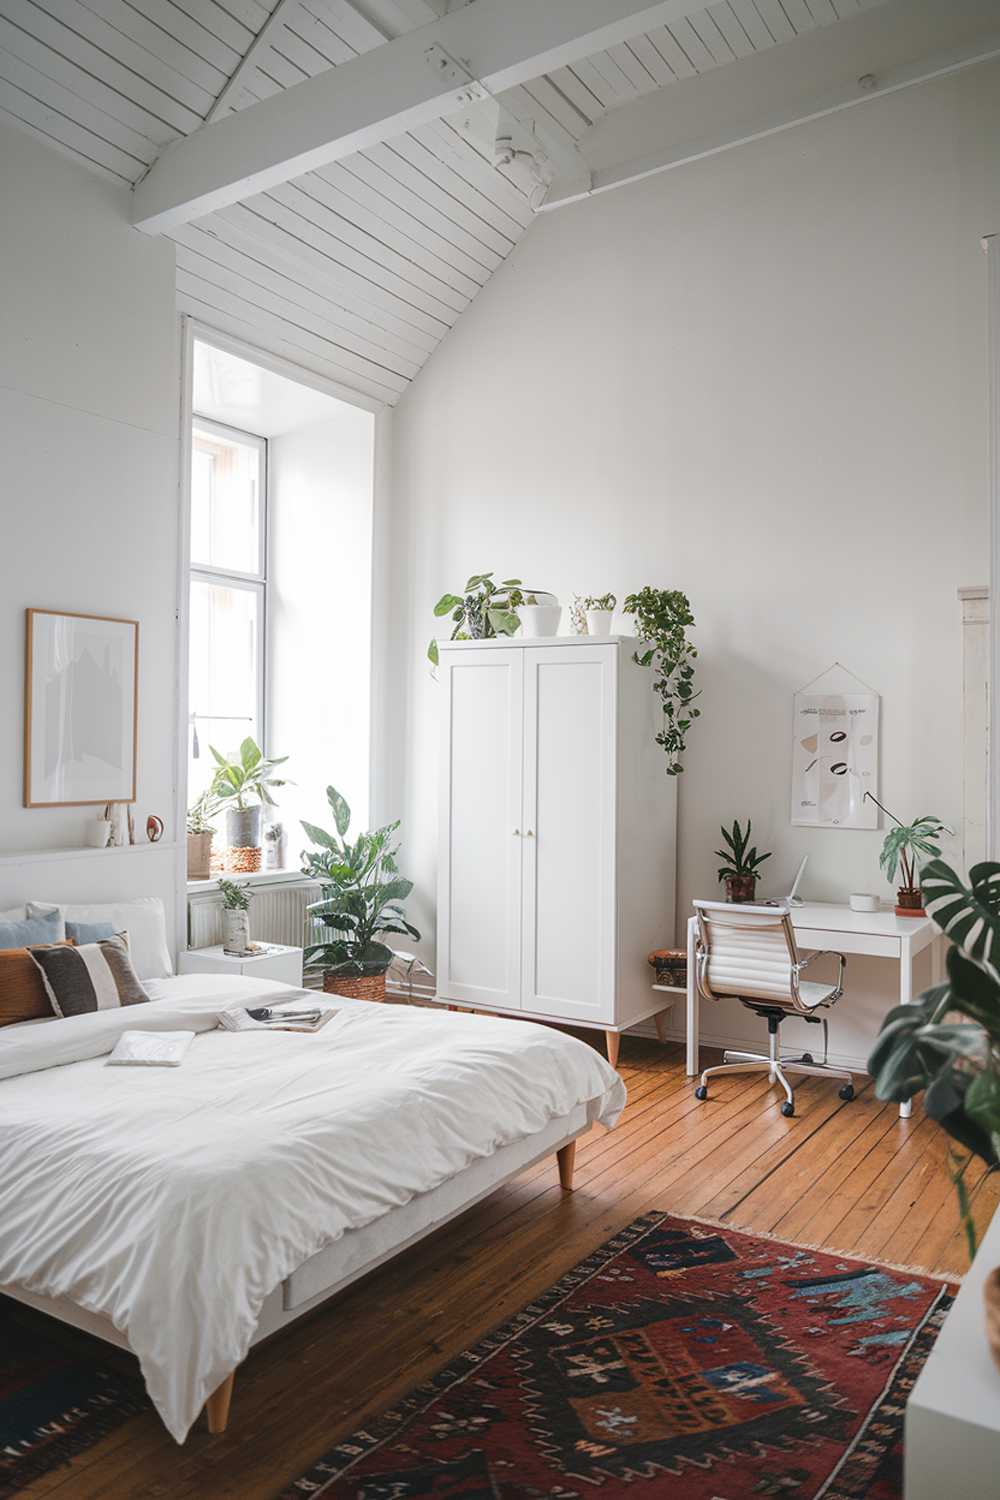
top-left (186, 867), bottom-right (315, 896)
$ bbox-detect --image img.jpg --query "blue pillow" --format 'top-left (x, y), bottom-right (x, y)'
top-left (0, 911), bottom-right (64, 949)
top-left (66, 920), bottom-right (116, 945)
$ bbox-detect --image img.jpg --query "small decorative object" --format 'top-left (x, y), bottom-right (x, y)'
top-left (869, 857), bottom-right (1000, 1262)
top-left (517, 592), bottom-right (562, 637)
top-left (647, 948), bottom-right (687, 987)
top-left (209, 737), bottom-right (289, 864)
top-left (218, 878), bottom-right (252, 956)
top-left (428, 573), bottom-right (524, 666)
top-left (849, 892), bottom-right (880, 913)
top-left (86, 816), bottom-right (111, 849)
top-left (126, 806), bottom-right (135, 845)
top-left (569, 595), bottom-right (589, 635)
top-left (186, 791), bottom-right (216, 880)
top-left (24, 608), bottom-right (138, 808)
top-left (146, 814), bottom-right (164, 843)
top-left (583, 593), bottom-right (616, 636)
top-left (791, 663), bottom-right (879, 828)
top-left (301, 785), bottom-right (420, 1001)
top-left (868, 795), bottom-right (951, 916)
top-left (622, 588), bottom-right (700, 775)
top-left (263, 820), bottom-right (287, 871)
top-left (103, 801), bottom-right (127, 847)
top-left (716, 818), bottom-right (771, 903)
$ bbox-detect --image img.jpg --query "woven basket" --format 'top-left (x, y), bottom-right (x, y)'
top-left (323, 971), bottom-right (386, 1002)
top-left (225, 845), bottom-right (262, 874)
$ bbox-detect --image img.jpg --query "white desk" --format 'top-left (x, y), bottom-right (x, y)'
top-left (685, 903), bottom-right (944, 1119)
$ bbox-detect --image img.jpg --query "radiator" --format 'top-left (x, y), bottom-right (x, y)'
top-left (188, 878), bottom-right (322, 951)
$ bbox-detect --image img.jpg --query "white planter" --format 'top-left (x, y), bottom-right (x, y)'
top-left (586, 608), bottom-right (614, 636)
top-left (519, 604), bottom-right (562, 637)
top-left (222, 908), bottom-right (251, 956)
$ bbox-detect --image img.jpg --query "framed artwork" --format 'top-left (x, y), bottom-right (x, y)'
top-left (24, 609), bottom-right (139, 808)
top-left (790, 664), bottom-right (879, 829)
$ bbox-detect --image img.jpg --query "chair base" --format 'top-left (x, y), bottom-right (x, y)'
top-left (696, 1047), bottom-right (855, 1117)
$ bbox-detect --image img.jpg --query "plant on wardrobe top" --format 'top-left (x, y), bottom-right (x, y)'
top-left (428, 573), bottom-right (525, 667)
top-left (583, 593), bottom-right (616, 611)
top-left (622, 588), bottom-right (700, 775)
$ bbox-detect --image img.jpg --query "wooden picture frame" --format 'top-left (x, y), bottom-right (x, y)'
top-left (24, 608), bottom-right (139, 808)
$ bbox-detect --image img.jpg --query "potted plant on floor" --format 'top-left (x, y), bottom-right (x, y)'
top-left (870, 798), bottom-right (952, 916)
top-left (428, 573), bottom-right (524, 666)
top-left (584, 593), bottom-right (616, 636)
top-left (715, 819), bottom-right (771, 903)
top-left (186, 790), bottom-right (217, 880)
top-left (301, 786), bottom-right (420, 1001)
top-left (218, 878), bottom-right (253, 956)
top-left (209, 737), bottom-right (290, 873)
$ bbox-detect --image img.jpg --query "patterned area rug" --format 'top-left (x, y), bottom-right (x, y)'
top-left (0, 1303), bottom-right (146, 1498)
top-left (281, 1213), bottom-right (952, 1500)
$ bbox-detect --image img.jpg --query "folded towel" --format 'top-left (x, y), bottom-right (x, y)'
top-left (106, 1029), bottom-right (195, 1067)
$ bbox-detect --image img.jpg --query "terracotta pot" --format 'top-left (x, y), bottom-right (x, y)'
top-left (724, 875), bottom-right (757, 904)
top-left (187, 830), bottom-right (213, 880)
top-left (323, 971), bottom-right (387, 1002)
top-left (984, 1267), bottom-right (1000, 1373)
top-left (895, 886), bottom-right (925, 918)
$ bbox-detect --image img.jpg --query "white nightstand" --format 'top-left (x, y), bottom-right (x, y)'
top-left (178, 944), bottom-right (304, 986)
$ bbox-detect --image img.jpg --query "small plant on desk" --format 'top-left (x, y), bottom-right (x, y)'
top-left (869, 796), bottom-right (951, 917)
top-left (715, 819), bottom-right (771, 903)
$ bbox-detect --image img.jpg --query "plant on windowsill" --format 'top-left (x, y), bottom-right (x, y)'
top-left (209, 737), bottom-right (290, 873)
top-left (867, 795), bottom-right (952, 917)
top-left (186, 790), bottom-right (218, 881)
top-left (300, 785), bottom-right (420, 1002)
top-left (583, 593), bottom-right (616, 636)
top-left (217, 877), bottom-right (253, 956)
top-left (428, 573), bottom-right (525, 666)
top-left (622, 588), bottom-right (700, 775)
top-left (715, 819), bottom-right (771, 903)
top-left (869, 861), bottom-right (1000, 1302)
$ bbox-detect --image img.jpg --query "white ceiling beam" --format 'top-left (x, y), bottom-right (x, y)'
top-left (541, 0), bottom-right (1000, 211)
top-left (131, 0), bottom-right (715, 234)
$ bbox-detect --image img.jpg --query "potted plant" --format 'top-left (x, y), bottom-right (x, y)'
top-left (871, 801), bottom-right (951, 916)
top-left (301, 785), bottom-right (420, 1001)
top-left (186, 791), bottom-right (217, 880)
top-left (428, 573), bottom-right (524, 666)
top-left (869, 859), bottom-right (1000, 1288)
top-left (217, 878), bottom-right (252, 955)
top-left (622, 587), bottom-right (700, 775)
top-left (715, 818), bottom-right (771, 902)
top-left (584, 593), bottom-right (616, 636)
top-left (209, 737), bottom-right (289, 872)
top-left (518, 591), bottom-right (562, 638)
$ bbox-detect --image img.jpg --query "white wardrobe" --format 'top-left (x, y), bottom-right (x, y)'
top-left (436, 636), bottom-right (676, 1063)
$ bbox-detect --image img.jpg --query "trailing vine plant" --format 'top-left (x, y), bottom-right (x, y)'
top-left (622, 587), bottom-right (700, 775)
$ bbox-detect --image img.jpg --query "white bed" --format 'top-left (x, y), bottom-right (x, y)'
top-left (0, 974), bottom-right (625, 1443)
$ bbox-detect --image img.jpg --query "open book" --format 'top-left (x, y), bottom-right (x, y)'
top-left (218, 994), bottom-right (341, 1034)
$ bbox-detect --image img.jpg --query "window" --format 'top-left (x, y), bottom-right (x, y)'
top-left (187, 418), bottom-right (267, 805)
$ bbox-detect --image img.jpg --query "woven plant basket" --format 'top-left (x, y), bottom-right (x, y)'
top-left (226, 845), bottom-right (262, 874)
top-left (323, 971), bottom-right (386, 1001)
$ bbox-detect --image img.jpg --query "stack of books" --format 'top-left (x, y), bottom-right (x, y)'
top-left (647, 948), bottom-right (687, 987)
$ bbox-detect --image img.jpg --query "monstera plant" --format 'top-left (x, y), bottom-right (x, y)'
top-left (869, 858), bottom-right (1000, 1258)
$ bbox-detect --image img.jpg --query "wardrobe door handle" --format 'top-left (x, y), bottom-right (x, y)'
top-left (513, 829), bottom-right (521, 836)
top-left (526, 829), bottom-right (535, 838)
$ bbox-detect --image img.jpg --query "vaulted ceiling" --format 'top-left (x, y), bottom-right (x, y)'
top-left (1, 0), bottom-right (994, 404)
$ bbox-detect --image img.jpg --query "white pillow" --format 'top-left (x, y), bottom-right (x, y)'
top-left (0, 906), bottom-right (26, 920)
top-left (27, 897), bottom-right (173, 981)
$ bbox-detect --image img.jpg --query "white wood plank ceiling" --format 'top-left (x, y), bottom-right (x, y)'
top-left (0, 0), bottom-right (888, 403)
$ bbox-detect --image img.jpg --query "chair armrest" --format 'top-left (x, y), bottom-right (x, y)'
top-left (792, 949), bottom-right (846, 1003)
top-left (795, 949), bottom-right (846, 972)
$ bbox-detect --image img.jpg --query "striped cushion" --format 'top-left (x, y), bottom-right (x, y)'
top-left (28, 936), bottom-right (150, 1018)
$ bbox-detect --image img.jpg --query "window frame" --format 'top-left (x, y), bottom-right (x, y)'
top-left (188, 414), bottom-right (269, 777)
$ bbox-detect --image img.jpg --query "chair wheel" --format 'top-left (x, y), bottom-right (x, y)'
top-left (694, 1085), bottom-right (708, 1101)
top-left (801, 1052), bottom-right (814, 1065)
top-left (839, 1084), bottom-right (855, 1102)
top-left (780, 1101), bottom-right (795, 1117)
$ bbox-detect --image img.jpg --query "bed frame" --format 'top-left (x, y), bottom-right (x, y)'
top-left (1, 1104), bottom-right (590, 1435)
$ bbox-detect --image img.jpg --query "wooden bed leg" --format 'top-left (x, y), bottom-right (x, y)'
top-left (205, 1372), bottom-right (235, 1434)
top-left (605, 1030), bottom-right (620, 1068)
top-left (557, 1141), bottom-right (577, 1191)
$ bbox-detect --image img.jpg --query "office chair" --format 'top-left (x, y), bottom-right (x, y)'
top-left (692, 899), bottom-right (854, 1117)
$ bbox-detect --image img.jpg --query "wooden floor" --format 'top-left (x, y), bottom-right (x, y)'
top-left (15, 1035), bottom-right (1000, 1500)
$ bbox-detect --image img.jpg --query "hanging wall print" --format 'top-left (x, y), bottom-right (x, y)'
top-left (790, 664), bottom-right (879, 829)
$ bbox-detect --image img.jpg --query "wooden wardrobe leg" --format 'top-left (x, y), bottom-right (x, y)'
top-left (653, 1010), bottom-right (668, 1043)
top-left (557, 1141), bottom-right (577, 1191)
top-left (605, 1030), bottom-right (620, 1068)
top-left (205, 1372), bottom-right (235, 1434)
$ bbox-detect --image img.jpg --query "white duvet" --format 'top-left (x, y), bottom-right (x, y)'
top-left (0, 976), bottom-right (625, 1442)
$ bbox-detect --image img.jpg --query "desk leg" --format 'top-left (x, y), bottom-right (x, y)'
top-left (686, 916), bottom-right (699, 1077)
top-left (899, 936), bottom-right (913, 1120)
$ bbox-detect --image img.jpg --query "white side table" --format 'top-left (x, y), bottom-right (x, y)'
top-left (178, 944), bottom-right (304, 986)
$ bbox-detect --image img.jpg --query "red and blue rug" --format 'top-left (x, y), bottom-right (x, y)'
top-left (281, 1213), bottom-right (953, 1500)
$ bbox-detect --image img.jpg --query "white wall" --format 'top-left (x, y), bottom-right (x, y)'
top-left (269, 402), bottom-right (375, 854)
top-left (380, 63), bottom-right (1000, 1066)
top-left (0, 124), bottom-right (179, 915)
